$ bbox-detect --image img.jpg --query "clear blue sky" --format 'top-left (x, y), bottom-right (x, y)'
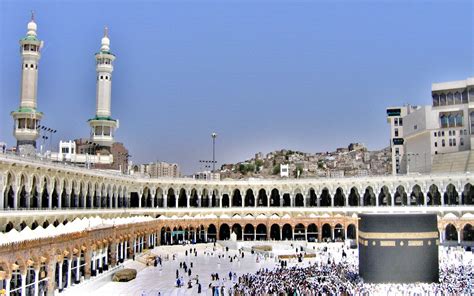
top-left (1, 0), bottom-right (472, 174)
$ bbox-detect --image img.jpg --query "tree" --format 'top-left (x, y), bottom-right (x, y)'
top-left (295, 164), bottom-right (303, 177)
top-left (272, 164), bottom-right (280, 175)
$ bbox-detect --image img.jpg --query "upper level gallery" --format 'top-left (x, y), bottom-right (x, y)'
top-left (1, 153), bottom-right (473, 213)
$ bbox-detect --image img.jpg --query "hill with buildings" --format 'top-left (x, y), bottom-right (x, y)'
top-left (219, 143), bottom-right (392, 179)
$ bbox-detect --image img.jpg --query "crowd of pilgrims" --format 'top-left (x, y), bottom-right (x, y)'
top-left (232, 246), bottom-right (473, 296)
top-left (141, 241), bottom-right (472, 296)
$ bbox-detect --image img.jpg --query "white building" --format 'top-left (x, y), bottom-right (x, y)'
top-left (280, 164), bottom-right (289, 178)
top-left (387, 77), bottom-right (474, 174)
top-left (50, 140), bottom-right (113, 166)
top-left (193, 171), bottom-right (220, 181)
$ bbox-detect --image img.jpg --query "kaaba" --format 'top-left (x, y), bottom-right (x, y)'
top-left (358, 214), bottom-right (439, 283)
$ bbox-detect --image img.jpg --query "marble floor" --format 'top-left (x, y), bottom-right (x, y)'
top-left (63, 242), bottom-right (347, 296)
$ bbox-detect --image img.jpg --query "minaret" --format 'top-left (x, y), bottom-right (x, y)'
top-left (88, 27), bottom-right (118, 150)
top-left (11, 12), bottom-right (44, 155)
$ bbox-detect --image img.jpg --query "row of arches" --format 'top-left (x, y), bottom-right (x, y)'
top-left (133, 184), bottom-right (473, 209)
top-left (159, 223), bottom-right (357, 244)
top-left (2, 169), bottom-right (473, 210)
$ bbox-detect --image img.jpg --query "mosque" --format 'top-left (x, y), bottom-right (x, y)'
top-left (0, 15), bottom-right (473, 296)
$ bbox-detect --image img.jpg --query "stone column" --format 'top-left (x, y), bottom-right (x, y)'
top-left (151, 192), bottom-right (156, 208)
top-left (4, 277), bottom-right (10, 296)
top-left (58, 262), bottom-right (63, 291)
top-left (253, 228), bottom-right (256, 240)
top-left (97, 250), bottom-right (103, 273)
top-left (330, 193), bottom-right (335, 207)
top-left (46, 262), bottom-right (55, 296)
top-left (20, 272), bottom-right (26, 296)
top-left (391, 191), bottom-right (396, 206)
top-left (0, 184), bottom-right (5, 209)
top-left (33, 269), bottom-right (39, 296)
top-left (304, 228), bottom-right (308, 241)
top-left (25, 190), bottom-right (31, 208)
top-left (163, 194), bottom-right (167, 208)
top-left (67, 258), bottom-right (72, 288)
top-left (84, 250), bottom-right (91, 280)
top-left (458, 230), bottom-right (461, 244)
top-left (12, 187), bottom-right (18, 209)
top-left (280, 227), bottom-right (283, 241)
top-left (375, 193), bottom-right (379, 207)
top-left (204, 230), bottom-right (208, 242)
top-left (75, 256), bottom-right (80, 283)
top-left (317, 193), bottom-right (321, 207)
top-left (441, 191), bottom-right (446, 206)
top-left (331, 228), bottom-right (335, 241)
top-left (125, 241), bottom-right (129, 259)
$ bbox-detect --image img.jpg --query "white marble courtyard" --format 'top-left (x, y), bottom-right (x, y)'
top-left (63, 242), bottom-right (346, 296)
top-left (62, 242), bottom-right (473, 296)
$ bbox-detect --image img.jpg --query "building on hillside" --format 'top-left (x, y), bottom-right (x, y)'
top-left (387, 77), bottom-right (474, 174)
top-left (193, 171), bottom-right (220, 181)
top-left (280, 164), bottom-right (289, 178)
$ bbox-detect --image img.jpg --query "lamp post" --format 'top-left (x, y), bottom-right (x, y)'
top-left (211, 132), bottom-right (217, 172)
top-left (37, 125), bottom-right (56, 155)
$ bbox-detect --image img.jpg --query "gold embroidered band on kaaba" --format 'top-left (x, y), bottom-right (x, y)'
top-left (358, 230), bottom-right (438, 240)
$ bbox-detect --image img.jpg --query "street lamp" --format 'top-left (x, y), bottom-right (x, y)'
top-left (211, 132), bottom-right (217, 172)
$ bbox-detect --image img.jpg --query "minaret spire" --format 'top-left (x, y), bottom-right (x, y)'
top-left (88, 27), bottom-right (118, 150)
top-left (31, 10), bottom-right (35, 21)
top-left (11, 14), bottom-right (44, 155)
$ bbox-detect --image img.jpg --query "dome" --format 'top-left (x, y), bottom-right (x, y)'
top-left (27, 20), bottom-right (37, 36)
top-left (100, 27), bottom-right (110, 52)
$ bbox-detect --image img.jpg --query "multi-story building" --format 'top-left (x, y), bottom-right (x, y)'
top-left (149, 161), bottom-right (180, 178)
top-left (133, 161), bottom-right (180, 178)
top-left (387, 77), bottom-right (474, 174)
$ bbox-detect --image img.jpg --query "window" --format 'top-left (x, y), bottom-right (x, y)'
top-left (399, 118), bottom-right (403, 126)
top-left (30, 64), bottom-right (34, 68)
top-left (447, 92), bottom-right (454, 105)
top-left (414, 125), bottom-right (417, 130)
top-left (100, 76), bottom-right (103, 79)
top-left (434, 132), bottom-right (437, 137)
top-left (452, 130), bottom-right (456, 136)
top-left (394, 128), bottom-right (399, 137)
top-left (462, 90), bottom-right (468, 103)
top-left (449, 139), bottom-right (452, 146)
top-left (440, 115), bottom-right (448, 128)
top-left (469, 89), bottom-right (474, 102)
top-left (454, 92), bottom-right (461, 104)
top-left (394, 118), bottom-right (398, 126)
top-left (433, 94), bottom-right (440, 106)
top-left (435, 151), bottom-right (438, 154)
top-left (455, 113), bottom-right (463, 127)
top-left (461, 138), bottom-right (464, 146)
top-left (470, 112), bottom-right (474, 134)
top-left (440, 93), bottom-right (446, 105)
top-left (453, 139), bottom-right (456, 146)
top-left (442, 139), bottom-right (445, 147)
top-left (465, 129), bottom-right (468, 135)
top-left (434, 142), bottom-right (438, 147)
top-left (395, 148), bottom-right (399, 155)
top-left (438, 131), bottom-right (441, 137)
top-left (442, 131), bottom-right (445, 136)
top-left (449, 130), bottom-right (452, 136)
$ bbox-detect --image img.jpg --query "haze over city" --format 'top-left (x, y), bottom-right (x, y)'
top-left (1, 0), bottom-right (472, 174)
